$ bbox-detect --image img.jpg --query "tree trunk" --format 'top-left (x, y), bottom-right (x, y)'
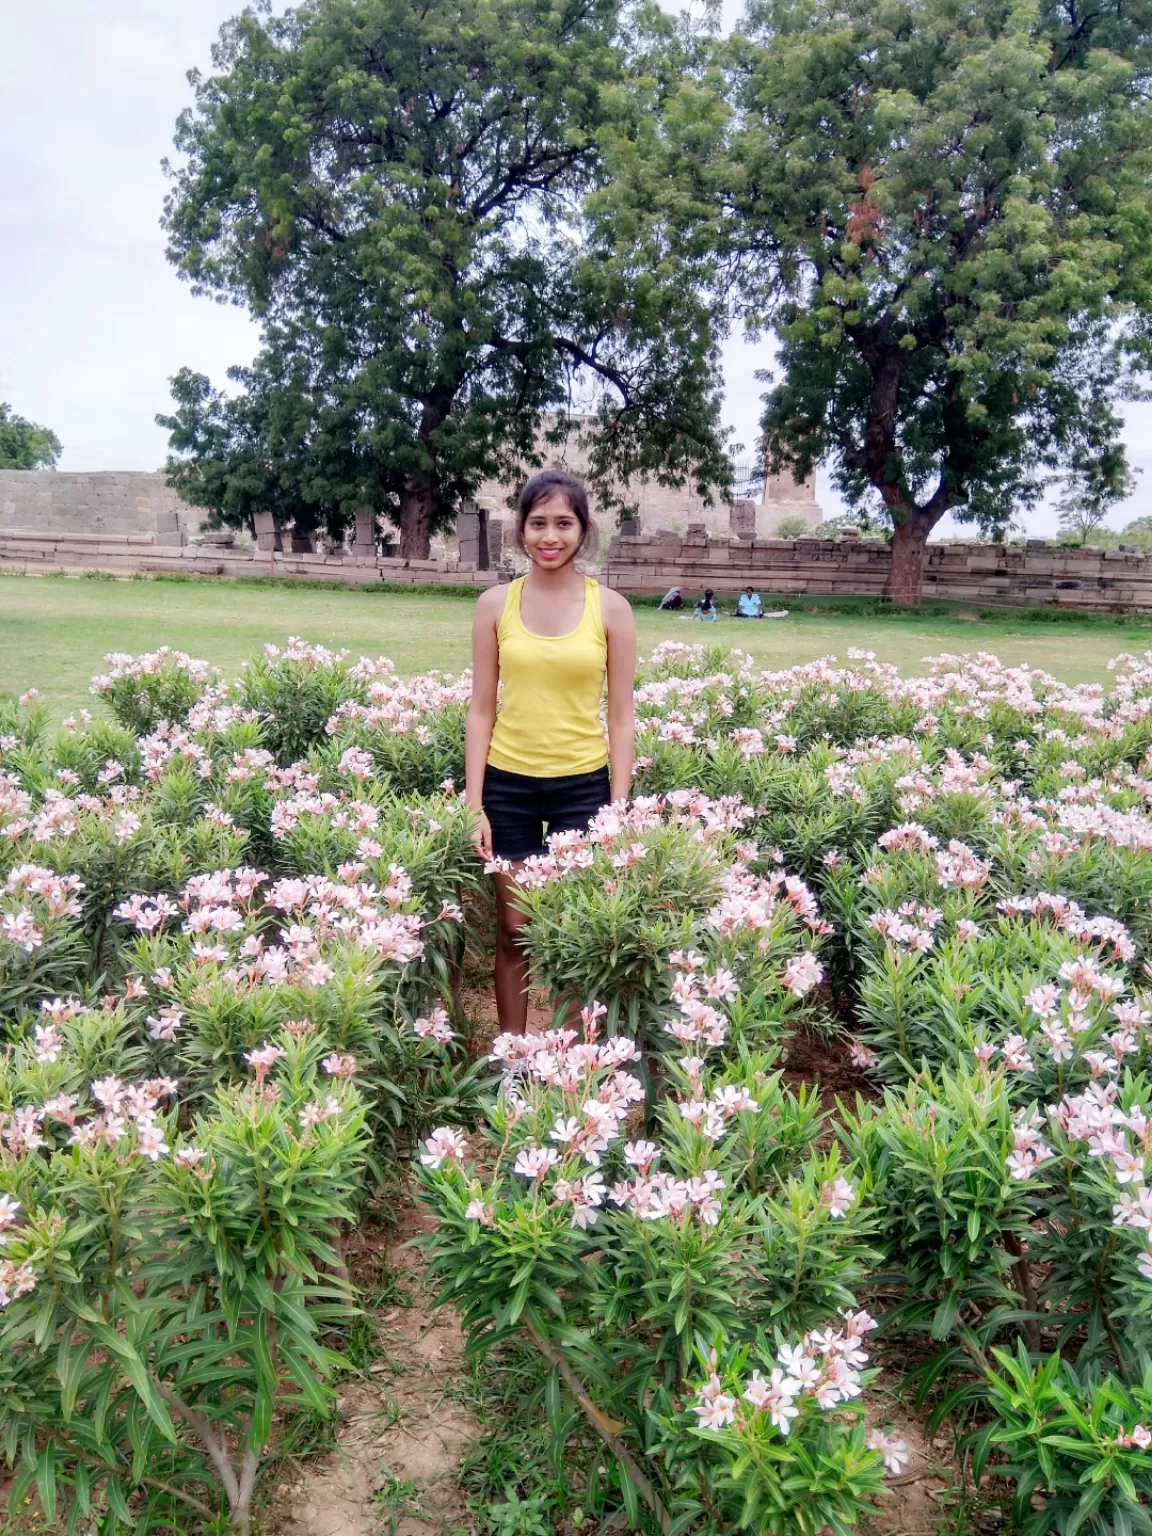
top-left (398, 483), bottom-right (435, 559)
top-left (885, 512), bottom-right (933, 606)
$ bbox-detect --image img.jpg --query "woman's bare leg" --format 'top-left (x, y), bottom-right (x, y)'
top-left (493, 867), bottom-right (531, 1035)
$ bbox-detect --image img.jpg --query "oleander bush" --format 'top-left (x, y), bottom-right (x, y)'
top-left (7, 636), bottom-right (1152, 1531)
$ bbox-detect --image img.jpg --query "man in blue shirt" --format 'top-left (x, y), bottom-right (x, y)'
top-left (735, 586), bottom-right (763, 618)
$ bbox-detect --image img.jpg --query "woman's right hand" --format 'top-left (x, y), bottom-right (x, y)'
top-left (469, 809), bottom-right (493, 862)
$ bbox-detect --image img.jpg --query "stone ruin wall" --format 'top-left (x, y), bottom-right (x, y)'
top-left (10, 465), bottom-right (1152, 612)
top-left (0, 470), bottom-right (193, 542)
top-left (0, 440), bottom-right (823, 559)
top-left (603, 529), bottom-right (1152, 611)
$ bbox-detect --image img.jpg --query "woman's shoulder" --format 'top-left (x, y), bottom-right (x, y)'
top-left (476, 581), bottom-right (513, 616)
top-left (596, 582), bottom-right (633, 622)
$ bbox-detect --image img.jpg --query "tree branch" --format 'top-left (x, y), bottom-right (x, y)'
top-left (523, 1319), bottom-right (673, 1535)
top-left (153, 1379), bottom-right (241, 1508)
top-left (45, 1431), bottom-right (217, 1521)
top-left (1002, 1231), bottom-right (1042, 1352)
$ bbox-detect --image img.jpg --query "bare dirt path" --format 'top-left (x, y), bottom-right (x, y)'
top-left (274, 983), bottom-right (553, 1536)
top-left (274, 1202), bottom-right (477, 1536)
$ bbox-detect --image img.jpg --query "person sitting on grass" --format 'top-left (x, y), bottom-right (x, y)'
top-left (693, 589), bottom-right (718, 622)
top-left (658, 585), bottom-right (683, 610)
top-left (735, 586), bottom-right (764, 619)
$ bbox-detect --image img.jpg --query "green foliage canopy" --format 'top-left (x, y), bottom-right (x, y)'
top-left (615, 0), bottom-right (1152, 598)
top-left (0, 402), bottom-right (61, 471)
top-left (158, 0), bottom-right (728, 556)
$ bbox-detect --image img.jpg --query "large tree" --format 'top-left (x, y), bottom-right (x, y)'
top-left (0, 403), bottom-right (61, 470)
top-left (626, 0), bottom-right (1152, 602)
top-left (739, 0), bottom-right (1152, 602)
top-left (159, 0), bottom-right (727, 556)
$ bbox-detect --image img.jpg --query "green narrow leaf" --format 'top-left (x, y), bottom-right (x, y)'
top-left (35, 1444), bottom-right (57, 1524)
top-left (91, 1325), bottom-right (176, 1442)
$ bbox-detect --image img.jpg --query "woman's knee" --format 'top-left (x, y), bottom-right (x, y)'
top-left (496, 909), bottom-right (527, 958)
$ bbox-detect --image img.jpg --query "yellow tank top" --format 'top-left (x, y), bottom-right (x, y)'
top-left (487, 575), bottom-right (609, 778)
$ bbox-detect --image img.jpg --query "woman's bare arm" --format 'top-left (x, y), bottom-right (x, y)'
top-left (602, 587), bottom-right (637, 803)
top-left (464, 587), bottom-right (504, 855)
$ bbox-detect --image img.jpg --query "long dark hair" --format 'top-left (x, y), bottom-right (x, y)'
top-left (515, 470), bottom-right (597, 557)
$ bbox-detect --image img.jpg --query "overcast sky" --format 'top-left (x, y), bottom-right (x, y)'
top-left (2, 0), bottom-right (1149, 536)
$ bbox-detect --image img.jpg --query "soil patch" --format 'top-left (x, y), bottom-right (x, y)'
top-left (783, 1026), bottom-right (877, 1116)
top-left (274, 1201), bottom-right (477, 1536)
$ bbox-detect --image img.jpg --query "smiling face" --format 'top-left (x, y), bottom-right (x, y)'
top-left (521, 494), bottom-right (585, 571)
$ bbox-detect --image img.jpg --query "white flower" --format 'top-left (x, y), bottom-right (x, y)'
top-left (136, 1122), bottom-right (169, 1162)
top-left (513, 1144), bottom-right (561, 1181)
top-left (867, 1429), bottom-right (911, 1474)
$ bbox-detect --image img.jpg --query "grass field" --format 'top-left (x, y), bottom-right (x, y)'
top-left (3, 571), bottom-right (1152, 718)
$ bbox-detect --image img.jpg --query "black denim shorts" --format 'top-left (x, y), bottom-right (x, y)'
top-left (482, 763), bottom-right (611, 861)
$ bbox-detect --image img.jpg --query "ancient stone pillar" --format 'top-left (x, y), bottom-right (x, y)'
top-left (253, 511), bottom-right (278, 552)
top-left (457, 499), bottom-right (488, 568)
top-left (486, 513), bottom-right (506, 568)
top-left (730, 500), bottom-right (756, 540)
top-left (354, 510), bottom-right (377, 558)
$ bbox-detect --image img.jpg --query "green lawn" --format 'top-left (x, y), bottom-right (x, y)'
top-left (3, 572), bottom-right (1151, 719)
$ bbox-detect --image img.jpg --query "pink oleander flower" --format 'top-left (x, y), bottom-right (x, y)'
top-left (412, 1008), bottom-right (454, 1044)
top-left (711, 1084), bottom-right (759, 1117)
top-left (338, 746), bottom-right (375, 780)
top-left (136, 1121), bottom-right (169, 1162)
top-left (624, 1139), bottom-right (660, 1173)
top-left (1, 909), bottom-right (42, 952)
top-left (847, 1039), bottom-right (880, 1070)
top-left (244, 1042), bottom-right (286, 1083)
top-left (781, 952), bottom-right (823, 997)
top-left (821, 1177), bottom-right (856, 1218)
top-left (867, 1429), bottom-right (912, 1474)
top-left (744, 1367), bottom-right (802, 1432)
top-left (703, 968), bottom-right (739, 1001)
top-left (33, 1023), bottom-right (62, 1063)
top-left (692, 1367), bottom-right (740, 1431)
top-left (999, 1034), bottom-right (1034, 1072)
top-left (322, 1053), bottom-right (358, 1079)
top-left (420, 1127), bottom-right (467, 1169)
top-left (40, 996), bottom-right (83, 1021)
top-left (580, 1000), bottom-right (608, 1035)
top-left (465, 1198), bottom-right (494, 1226)
top-left (1024, 983), bottom-right (1061, 1018)
top-left (0, 1259), bottom-right (37, 1309)
top-left (91, 1075), bottom-right (125, 1110)
top-left (299, 1097), bottom-right (341, 1131)
top-left (147, 1006), bottom-right (184, 1043)
top-left (694, 1389), bottom-right (738, 1430)
top-left (173, 1147), bottom-right (207, 1168)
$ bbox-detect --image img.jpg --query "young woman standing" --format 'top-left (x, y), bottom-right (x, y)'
top-left (465, 471), bottom-right (637, 1034)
